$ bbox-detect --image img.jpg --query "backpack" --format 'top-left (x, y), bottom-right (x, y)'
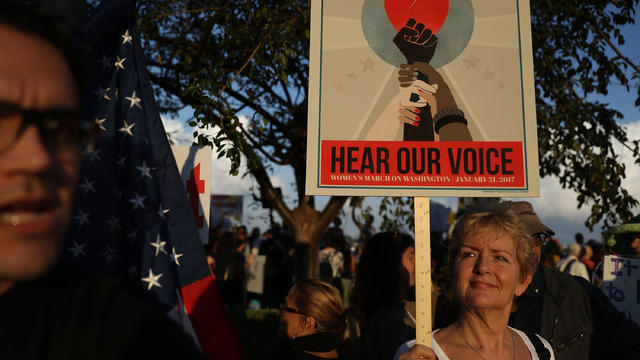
top-left (562, 259), bottom-right (577, 274)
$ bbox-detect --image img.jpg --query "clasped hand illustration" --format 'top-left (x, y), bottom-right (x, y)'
top-left (394, 19), bottom-right (471, 141)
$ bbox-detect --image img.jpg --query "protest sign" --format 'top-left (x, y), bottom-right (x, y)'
top-left (247, 255), bottom-right (267, 295)
top-left (211, 195), bottom-right (244, 229)
top-left (171, 146), bottom-right (211, 244)
top-left (602, 255), bottom-right (640, 325)
top-left (306, 0), bottom-right (539, 197)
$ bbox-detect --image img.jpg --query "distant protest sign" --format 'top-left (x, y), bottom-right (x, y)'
top-left (211, 195), bottom-right (244, 229)
top-left (247, 255), bottom-right (267, 295)
top-left (172, 146), bottom-right (211, 244)
top-left (306, 0), bottom-right (540, 197)
top-left (602, 255), bottom-right (640, 325)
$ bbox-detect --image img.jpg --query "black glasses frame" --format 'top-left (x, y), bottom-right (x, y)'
top-left (0, 102), bottom-right (90, 153)
top-left (279, 301), bottom-right (307, 316)
top-left (279, 301), bottom-right (318, 328)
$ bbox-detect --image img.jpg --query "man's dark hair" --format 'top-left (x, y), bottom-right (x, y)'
top-left (0, 2), bottom-right (89, 93)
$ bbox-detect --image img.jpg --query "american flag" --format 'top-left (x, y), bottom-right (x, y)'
top-left (63, 1), bottom-right (244, 358)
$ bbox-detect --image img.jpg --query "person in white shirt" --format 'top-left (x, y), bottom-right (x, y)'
top-left (556, 243), bottom-right (590, 281)
top-left (395, 208), bottom-right (555, 360)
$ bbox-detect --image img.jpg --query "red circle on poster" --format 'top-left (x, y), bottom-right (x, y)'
top-left (385, 0), bottom-right (449, 33)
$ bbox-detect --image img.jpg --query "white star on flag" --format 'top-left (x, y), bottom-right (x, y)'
top-left (128, 264), bottom-right (138, 279)
top-left (98, 54), bottom-right (112, 71)
top-left (72, 209), bottom-right (91, 227)
top-left (67, 241), bottom-right (86, 259)
top-left (88, 149), bottom-right (102, 163)
top-left (170, 247), bottom-right (184, 266)
top-left (136, 161), bottom-right (153, 179)
top-left (106, 214), bottom-right (121, 231)
top-left (95, 117), bottom-right (107, 131)
top-left (158, 206), bottom-right (170, 220)
top-left (93, 85), bottom-right (111, 101)
top-left (115, 155), bottom-right (127, 169)
top-left (118, 120), bottom-right (135, 136)
top-left (150, 234), bottom-right (168, 256)
top-left (126, 230), bottom-right (138, 239)
top-left (128, 192), bottom-right (146, 210)
top-left (141, 269), bottom-right (163, 290)
top-left (114, 55), bottom-right (126, 70)
top-left (121, 29), bottom-right (133, 45)
top-left (77, 177), bottom-right (96, 195)
top-left (125, 91), bottom-right (142, 109)
top-left (101, 246), bottom-right (118, 263)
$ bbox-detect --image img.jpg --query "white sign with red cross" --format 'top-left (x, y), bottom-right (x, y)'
top-left (171, 146), bottom-right (211, 245)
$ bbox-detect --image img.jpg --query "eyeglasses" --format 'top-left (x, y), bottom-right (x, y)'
top-left (0, 102), bottom-right (93, 153)
top-left (279, 301), bottom-right (307, 316)
top-left (279, 301), bottom-right (318, 328)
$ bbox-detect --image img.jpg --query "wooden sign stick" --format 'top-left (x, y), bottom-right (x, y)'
top-left (414, 197), bottom-right (432, 346)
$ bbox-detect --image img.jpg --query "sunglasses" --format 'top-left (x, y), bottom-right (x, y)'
top-left (279, 301), bottom-right (307, 316)
top-left (279, 301), bottom-right (318, 328)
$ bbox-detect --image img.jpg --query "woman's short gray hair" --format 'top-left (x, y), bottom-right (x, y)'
top-left (448, 207), bottom-right (537, 282)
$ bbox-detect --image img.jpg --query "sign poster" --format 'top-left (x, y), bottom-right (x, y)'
top-left (247, 255), bottom-right (267, 295)
top-left (602, 255), bottom-right (640, 325)
top-left (211, 195), bottom-right (244, 228)
top-left (171, 146), bottom-right (211, 244)
top-left (306, 0), bottom-right (540, 196)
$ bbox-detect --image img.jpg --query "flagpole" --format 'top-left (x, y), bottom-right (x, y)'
top-left (414, 197), bottom-right (432, 346)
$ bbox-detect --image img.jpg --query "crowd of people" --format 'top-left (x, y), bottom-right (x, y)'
top-left (204, 201), bottom-right (640, 360)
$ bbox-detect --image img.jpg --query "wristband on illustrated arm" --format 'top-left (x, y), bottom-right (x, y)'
top-left (434, 108), bottom-right (467, 134)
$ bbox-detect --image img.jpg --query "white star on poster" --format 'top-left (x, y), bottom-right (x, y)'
top-left (150, 235), bottom-right (168, 256)
top-left (121, 29), bottom-right (133, 45)
top-left (361, 57), bottom-right (375, 72)
top-left (67, 241), bottom-right (86, 259)
top-left (464, 56), bottom-right (480, 70)
top-left (141, 269), bottom-right (163, 290)
top-left (118, 120), bottom-right (135, 136)
top-left (484, 68), bottom-right (495, 80)
top-left (128, 192), bottom-right (146, 210)
top-left (170, 247), bottom-right (184, 266)
top-left (125, 91), bottom-right (142, 109)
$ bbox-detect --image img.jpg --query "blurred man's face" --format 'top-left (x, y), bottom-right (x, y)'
top-left (0, 23), bottom-right (80, 293)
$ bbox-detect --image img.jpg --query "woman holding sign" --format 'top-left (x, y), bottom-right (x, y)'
top-left (395, 209), bottom-right (555, 360)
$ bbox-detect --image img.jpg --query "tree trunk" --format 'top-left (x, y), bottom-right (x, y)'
top-left (281, 196), bottom-right (347, 278)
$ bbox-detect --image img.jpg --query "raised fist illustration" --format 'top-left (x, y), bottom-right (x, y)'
top-left (393, 18), bottom-right (438, 64)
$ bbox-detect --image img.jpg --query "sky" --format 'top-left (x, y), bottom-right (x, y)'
top-left (161, 14), bottom-right (640, 248)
